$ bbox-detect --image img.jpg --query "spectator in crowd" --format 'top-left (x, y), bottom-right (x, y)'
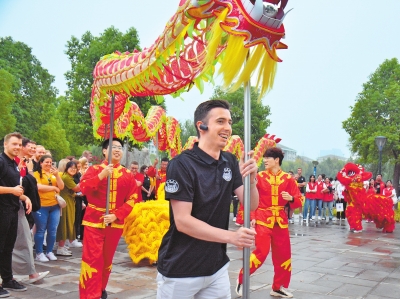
top-left (44, 150), bottom-right (52, 156)
top-left (383, 180), bottom-right (397, 207)
top-left (0, 132), bottom-right (33, 296)
top-left (374, 174), bottom-right (385, 194)
top-left (303, 175), bottom-right (316, 222)
top-left (286, 171), bottom-right (295, 224)
top-left (33, 145), bottom-right (46, 171)
top-left (58, 159), bottom-right (70, 173)
top-left (81, 150), bottom-right (93, 165)
top-left (13, 137), bottom-right (49, 285)
top-left (56, 161), bottom-right (82, 257)
top-left (296, 168), bottom-right (306, 218)
top-left (336, 181), bottom-right (346, 220)
top-left (32, 155), bottom-right (64, 262)
top-left (130, 161), bottom-right (144, 203)
top-left (314, 175), bottom-right (325, 221)
top-left (148, 157), bottom-right (169, 198)
top-left (321, 177), bottom-right (334, 221)
top-left (74, 157), bottom-right (88, 241)
top-left (140, 165), bottom-right (154, 201)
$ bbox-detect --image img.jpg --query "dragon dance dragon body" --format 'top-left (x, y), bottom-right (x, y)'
top-left (337, 163), bottom-right (395, 233)
top-left (90, 0), bottom-right (290, 264)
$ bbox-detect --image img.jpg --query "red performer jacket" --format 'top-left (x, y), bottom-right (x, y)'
top-left (147, 166), bottom-right (166, 196)
top-left (80, 161), bottom-right (138, 229)
top-left (254, 170), bottom-right (303, 229)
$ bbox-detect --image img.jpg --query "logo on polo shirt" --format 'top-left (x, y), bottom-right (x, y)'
top-left (222, 168), bottom-right (232, 181)
top-left (165, 179), bottom-right (179, 193)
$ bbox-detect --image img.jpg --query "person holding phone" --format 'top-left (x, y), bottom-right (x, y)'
top-left (32, 155), bottom-right (64, 262)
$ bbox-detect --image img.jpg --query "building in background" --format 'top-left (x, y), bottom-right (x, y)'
top-left (277, 144), bottom-right (297, 162)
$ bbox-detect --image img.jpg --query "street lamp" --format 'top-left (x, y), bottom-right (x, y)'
top-left (312, 161), bottom-right (319, 176)
top-left (375, 136), bottom-right (387, 175)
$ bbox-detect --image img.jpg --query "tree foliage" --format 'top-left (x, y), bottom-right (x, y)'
top-left (179, 119), bottom-right (197, 146)
top-left (0, 37), bottom-right (70, 160)
top-left (281, 158), bottom-right (347, 179)
top-left (0, 69), bottom-right (16, 136)
top-left (63, 26), bottom-right (165, 154)
top-left (211, 86), bottom-right (271, 148)
top-left (343, 58), bottom-right (400, 191)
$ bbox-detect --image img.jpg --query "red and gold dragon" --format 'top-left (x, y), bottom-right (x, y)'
top-left (337, 163), bottom-right (395, 233)
top-left (90, 0), bottom-right (290, 155)
top-left (92, 0), bottom-right (290, 264)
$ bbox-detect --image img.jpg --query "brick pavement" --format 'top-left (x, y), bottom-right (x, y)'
top-left (10, 215), bottom-right (400, 298)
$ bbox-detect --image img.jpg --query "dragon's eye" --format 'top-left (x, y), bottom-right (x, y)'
top-left (347, 171), bottom-right (355, 176)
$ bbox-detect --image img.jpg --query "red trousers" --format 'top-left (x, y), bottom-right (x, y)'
top-left (238, 224), bottom-right (292, 290)
top-left (79, 226), bottom-right (123, 299)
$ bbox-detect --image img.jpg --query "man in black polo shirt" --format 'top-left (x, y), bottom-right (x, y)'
top-left (296, 167), bottom-right (306, 220)
top-left (156, 100), bottom-right (259, 299)
top-left (0, 132), bottom-right (32, 297)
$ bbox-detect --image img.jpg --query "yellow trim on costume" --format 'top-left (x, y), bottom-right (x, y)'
top-left (80, 261), bottom-right (98, 288)
top-left (88, 203), bottom-right (106, 212)
top-left (111, 223), bottom-right (124, 229)
top-left (250, 253), bottom-right (262, 269)
top-left (281, 258), bottom-right (292, 271)
top-left (82, 220), bottom-right (106, 228)
top-left (256, 206), bottom-right (287, 228)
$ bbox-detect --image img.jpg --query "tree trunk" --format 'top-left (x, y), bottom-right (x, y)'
top-left (393, 162), bottom-right (400, 209)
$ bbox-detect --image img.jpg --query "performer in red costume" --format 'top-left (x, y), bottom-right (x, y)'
top-left (236, 147), bottom-right (302, 298)
top-left (147, 157), bottom-right (168, 198)
top-left (79, 138), bottom-right (138, 299)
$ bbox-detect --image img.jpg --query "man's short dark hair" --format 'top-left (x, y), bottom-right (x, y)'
top-left (4, 132), bottom-right (23, 142)
top-left (102, 138), bottom-right (124, 150)
top-left (194, 100), bottom-right (230, 137)
top-left (263, 147), bottom-right (284, 166)
top-left (22, 137), bottom-right (32, 147)
top-left (131, 161), bottom-right (139, 166)
top-left (161, 157), bottom-right (169, 163)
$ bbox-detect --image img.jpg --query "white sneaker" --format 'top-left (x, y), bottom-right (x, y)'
top-left (56, 247), bottom-right (72, 257)
top-left (318, 216), bottom-right (321, 220)
top-left (270, 286), bottom-right (293, 298)
top-left (69, 239), bottom-right (83, 248)
top-left (36, 253), bottom-right (49, 262)
top-left (235, 279), bottom-right (242, 297)
top-left (45, 252), bottom-right (58, 261)
top-left (232, 217), bottom-right (237, 222)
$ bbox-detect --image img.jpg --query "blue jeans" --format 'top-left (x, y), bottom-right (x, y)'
top-left (322, 201), bottom-right (334, 220)
top-left (303, 198), bottom-right (312, 219)
top-left (33, 205), bottom-right (60, 254)
top-left (314, 199), bottom-right (323, 218)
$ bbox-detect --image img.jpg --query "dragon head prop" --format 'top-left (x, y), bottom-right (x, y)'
top-left (337, 162), bottom-right (372, 187)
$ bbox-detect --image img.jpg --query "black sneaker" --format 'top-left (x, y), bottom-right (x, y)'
top-left (2, 279), bottom-right (27, 292)
top-left (101, 290), bottom-right (107, 299)
top-left (0, 287), bottom-right (10, 298)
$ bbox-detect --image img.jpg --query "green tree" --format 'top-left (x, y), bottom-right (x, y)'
top-left (0, 69), bottom-right (16, 136)
top-left (211, 86), bottom-right (271, 148)
top-left (343, 58), bottom-right (400, 192)
top-left (63, 27), bottom-right (165, 153)
top-left (37, 116), bottom-right (70, 160)
top-left (179, 119), bottom-right (197, 146)
top-left (0, 37), bottom-right (58, 140)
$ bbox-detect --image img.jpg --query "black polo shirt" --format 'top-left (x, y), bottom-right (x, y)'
top-left (157, 143), bottom-right (242, 278)
top-left (0, 152), bottom-right (21, 211)
top-left (297, 175), bottom-right (306, 194)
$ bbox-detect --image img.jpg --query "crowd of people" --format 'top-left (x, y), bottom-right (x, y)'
top-left (1, 97), bottom-right (399, 299)
top-left (0, 133), bottom-right (94, 297)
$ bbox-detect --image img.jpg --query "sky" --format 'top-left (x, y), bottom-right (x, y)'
top-left (1, 0), bottom-right (400, 159)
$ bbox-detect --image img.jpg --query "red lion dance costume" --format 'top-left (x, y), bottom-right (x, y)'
top-left (237, 169), bottom-right (302, 292)
top-left (336, 163), bottom-right (395, 233)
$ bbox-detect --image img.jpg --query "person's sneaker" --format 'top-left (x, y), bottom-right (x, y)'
top-left (36, 253), bottom-right (49, 262)
top-left (321, 217), bottom-right (326, 220)
top-left (101, 290), bottom-right (108, 299)
top-left (317, 216), bottom-right (321, 220)
top-left (2, 279), bottom-right (27, 292)
top-left (353, 229), bottom-right (363, 233)
top-left (299, 214), bottom-right (303, 218)
top-left (235, 279), bottom-right (242, 297)
top-left (26, 271), bottom-right (50, 284)
top-left (46, 252), bottom-right (58, 261)
top-left (69, 239), bottom-right (83, 248)
top-left (56, 247), bottom-right (72, 257)
top-left (289, 218), bottom-right (294, 224)
top-left (332, 217), bottom-right (337, 221)
top-left (232, 217), bottom-right (237, 222)
top-left (270, 286), bottom-right (293, 298)
top-left (303, 219), bottom-right (307, 223)
top-left (0, 287), bottom-right (9, 298)
top-left (235, 222), bottom-right (242, 227)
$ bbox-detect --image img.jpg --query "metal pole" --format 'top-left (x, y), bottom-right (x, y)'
top-left (106, 93), bottom-right (116, 216)
top-left (378, 149), bottom-right (382, 175)
top-left (242, 76), bottom-right (251, 299)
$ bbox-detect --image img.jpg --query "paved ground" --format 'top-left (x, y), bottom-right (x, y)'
top-left (10, 215), bottom-right (400, 299)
